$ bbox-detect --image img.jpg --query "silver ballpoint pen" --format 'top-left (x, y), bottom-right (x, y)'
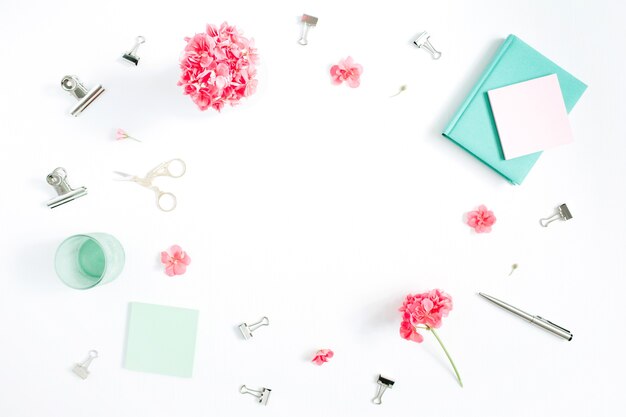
top-left (478, 293), bottom-right (573, 341)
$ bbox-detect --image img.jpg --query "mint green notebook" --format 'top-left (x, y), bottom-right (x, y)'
top-left (442, 35), bottom-right (587, 184)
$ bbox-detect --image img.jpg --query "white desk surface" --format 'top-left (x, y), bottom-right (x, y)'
top-left (1, 1), bottom-right (625, 416)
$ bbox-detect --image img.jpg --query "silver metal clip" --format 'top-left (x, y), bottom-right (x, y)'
top-left (46, 167), bottom-right (87, 208)
top-left (240, 385), bottom-right (271, 405)
top-left (298, 14), bottom-right (318, 45)
top-left (372, 375), bottom-right (395, 405)
top-left (239, 316), bottom-right (269, 340)
top-left (122, 36), bottom-right (146, 65)
top-left (72, 350), bottom-right (98, 379)
top-left (540, 204), bottom-right (572, 227)
top-left (413, 31), bottom-right (442, 59)
top-left (535, 316), bottom-right (572, 335)
top-left (61, 75), bottom-right (105, 116)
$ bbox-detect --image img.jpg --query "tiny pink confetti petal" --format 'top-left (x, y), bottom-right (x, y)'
top-left (161, 244), bottom-right (191, 276)
top-left (312, 349), bottom-right (334, 365)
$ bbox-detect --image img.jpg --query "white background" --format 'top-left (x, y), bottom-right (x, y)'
top-left (1, 0), bottom-right (625, 416)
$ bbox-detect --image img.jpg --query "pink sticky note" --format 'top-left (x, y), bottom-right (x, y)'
top-left (488, 74), bottom-right (574, 160)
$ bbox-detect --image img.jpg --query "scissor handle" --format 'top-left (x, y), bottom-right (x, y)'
top-left (161, 158), bottom-right (186, 178)
top-left (156, 191), bottom-right (177, 212)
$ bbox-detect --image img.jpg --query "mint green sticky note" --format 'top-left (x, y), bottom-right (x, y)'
top-left (124, 302), bottom-right (199, 378)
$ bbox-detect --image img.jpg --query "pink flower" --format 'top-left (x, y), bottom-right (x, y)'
top-left (160, 245), bottom-right (191, 276)
top-left (466, 205), bottom-right (496, 233)
top-left (178, 22), bottom-right (258, 112)
top-left (399, 289), bottom-right (463, 387)
top-left (399, 289), bottom-right (453, 338)
top-left (330, 56), bottom-right (363, 88)
top-left (115, 128), bottom-right (140, 142)
top-left (312, 349), bottom-right (334, 365)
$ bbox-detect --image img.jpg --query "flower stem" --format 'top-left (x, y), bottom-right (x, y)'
top-left (429, 327), bottom-right (463, 388)
top-left (390, 84), bottom-right (407, 97)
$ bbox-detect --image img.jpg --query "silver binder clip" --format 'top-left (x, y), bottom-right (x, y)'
top-left (122, 36), bottom-right (146, 65)
top-left (540, 204), bottom-right (573, 227)
top-left (46, 167), bottom-right (87, 208)
top-left (72, 350), bottom-right (98, 379)
top-left (239, 316), bottom-right (269, 340)
top-left (413, 31), bottom-right (442, 59)
top-left (240, 385), bottom-right (271, 405)
top-left (372, 375), bottom-right (395, 405)
top-left (61, 75), bottom-right (105, 116)
top-left (298, 14), bottom-right (318, 45)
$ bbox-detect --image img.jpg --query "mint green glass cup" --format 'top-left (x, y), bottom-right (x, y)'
top-left (55, 233), bottom-right (125, 289)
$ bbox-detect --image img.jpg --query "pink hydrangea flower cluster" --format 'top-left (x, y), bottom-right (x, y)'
top-left (398, 289), bottom-right (463, 387)
top-left (178, 22), bottom-right (259, 112)
top-left (312, 349), bottom-right (334, 365)
top-left (466, 205), bottom-right (496, 233)
top-left (399, 289), bottom-right (453, 343)
top-left (330, 56), bottom-right (363, 88)
top-left (161, 245), bottom-right (191, 276)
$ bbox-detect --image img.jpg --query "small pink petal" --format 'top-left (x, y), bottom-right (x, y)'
top-left (215, 75), bottom-right (227, 90)
top-left (421, 298), bottom-right (434, 312)
top-left (409, 330), bottom-right (424, 343)
top-left (180, 253), bottom-right (191, 265)
top-left (346, 77), bottom-right (360, 88)
top-left (400, 321), bottom-right (416, 340)
top-left (173, 262), bottom-right (187, 275)
top-left (165, 264), bottom-right (176, 276)
top-left (312, 356), bottom-right (325, 365)
top-left (160, 252), bottom-right (171, 264)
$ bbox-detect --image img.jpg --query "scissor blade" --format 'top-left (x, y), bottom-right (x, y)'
top-left (113, 171), bottom-right (136, 180)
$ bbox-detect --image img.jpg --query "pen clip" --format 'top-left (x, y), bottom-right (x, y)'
top-left (535, 316), bottom-right (572, 334)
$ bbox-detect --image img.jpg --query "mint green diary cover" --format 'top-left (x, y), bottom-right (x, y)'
top-left (442, 35), bottom-right (587, 184)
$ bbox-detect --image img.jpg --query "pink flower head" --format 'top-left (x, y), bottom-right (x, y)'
top-left (160, 245), bottom-right (191, 276)
top-left (115, 128), bottom-right (140, 142)
top-left (116, 128), bottom-right (128, 140)
top-left (399, 289), bottom-right (453, 343)
top-left (312, 349), bottom-right (334, 365)
top-left (398, 289), bottom-right (463, 387)
top-left (466, 205), bottom-right (496, 233)
top-left (178, 22), bottom-right (258, 112)
top-left (330, 56), bottom-right (363, 88)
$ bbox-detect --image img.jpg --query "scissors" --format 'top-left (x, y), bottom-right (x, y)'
top-left (114, 158), bottom-right (186, 212)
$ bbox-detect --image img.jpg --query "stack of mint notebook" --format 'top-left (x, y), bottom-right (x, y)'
top-left (442, 35), bottom-right (587, 185)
